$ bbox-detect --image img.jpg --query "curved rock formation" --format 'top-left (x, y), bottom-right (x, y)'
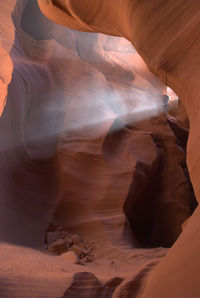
top-left (0, 0), bottom-right (198, 297)
top-left (0, 1), bottom-right (15, 115)
top-left (37, 0), bottom-right (200, 297)
top-left (63, 272), bottom-right (124, 298)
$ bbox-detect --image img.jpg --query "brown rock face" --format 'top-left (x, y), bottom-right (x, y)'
top-left (0, 0), bottom-right (198, 297)
top-left (63, 272), bottom-right (124, 298)
top-left (37, 0), bottom-right (200, 297)
top-left (0, 2), bottom-right (14, 115)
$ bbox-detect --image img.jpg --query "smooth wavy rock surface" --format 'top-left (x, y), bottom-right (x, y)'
top-left (38, 0), bottom-right (200, 297)
top-left (0, 1), bottom-right (15, 115)
top-left (0, 0), bottom-right (197, 297)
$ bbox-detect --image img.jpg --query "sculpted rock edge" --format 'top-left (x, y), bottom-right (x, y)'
top-left (0, 0), bottom-right (198, 297)
top-left (37, 1), bottom-right (200, 298)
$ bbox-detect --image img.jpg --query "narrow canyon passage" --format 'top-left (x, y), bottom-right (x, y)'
top-left (0, 1), bottom-right (199, 297)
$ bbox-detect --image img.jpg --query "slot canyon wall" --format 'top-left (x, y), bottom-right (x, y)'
top-left (0, 0), bottom-right (199, 297)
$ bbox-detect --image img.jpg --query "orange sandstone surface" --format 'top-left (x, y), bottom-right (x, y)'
top-left (0, 0), bottom-right (198, 297)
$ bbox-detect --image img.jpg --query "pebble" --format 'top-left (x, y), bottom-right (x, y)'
top-left (63, 237), bottom-right (73, 248)
top-left (71, 234), bottom-right (82, 245)
top-left (70, 245), bottom-right (83, 257)
top-left (60, 251), bottom-right (79, 264)
top-left (59, 230), bottom-right (71, 238)
top-left (48, 239), bottom-right (66, 254)
top-left (82, 255), bottom-right (93, 263)
top-left (45, 226), bottom-right (94, 263)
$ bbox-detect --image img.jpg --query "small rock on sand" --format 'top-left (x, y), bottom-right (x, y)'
top-left (48, 239), bottom-right (66, 254)
top-left (71, 234), bottom-right (82, 245)
top-left (70, 245), bottom-right (83, 257)
top-left (60, 251), bottom-right (79, 264)
top-left (63, 237), bottom-right (73, 248)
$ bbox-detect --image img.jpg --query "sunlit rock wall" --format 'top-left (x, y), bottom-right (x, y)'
top-left (0, 0), bottom-right (197, 297)
top-left (37, 0), bottom-right (200, 297)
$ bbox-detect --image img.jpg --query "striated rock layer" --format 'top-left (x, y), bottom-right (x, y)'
top-left (0, 0), bottom-right (198, 297)
top-left (37, 0), bottom-right (200, 297)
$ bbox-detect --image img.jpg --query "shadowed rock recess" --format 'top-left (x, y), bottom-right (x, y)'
top-left (0, 0), bottom-right (199, 297)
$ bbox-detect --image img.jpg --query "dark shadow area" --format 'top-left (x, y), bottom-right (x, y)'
top-left (124, 103), bottom-right (198, 248)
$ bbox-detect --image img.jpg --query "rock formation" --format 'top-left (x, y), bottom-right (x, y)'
top-left (0, 0), bottom-right (199, 297)
top-left (37, 0), bottom-right (200, 297)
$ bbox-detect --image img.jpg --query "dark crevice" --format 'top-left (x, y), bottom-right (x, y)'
top-left (124, 101), bottom-right (197, 248)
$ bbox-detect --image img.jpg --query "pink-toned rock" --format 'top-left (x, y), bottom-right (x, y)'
top-left (59, 251), bottom-right (79, 264)
top-left (71, 234), bottom-right (82, 245)
top-left (0, 1), bottom-right (198, 298)
top-left (63, 237), bottom-right (73, 248)
top-left (48, 239), bottom-right (66, 254)
top-left (70, 245), bottom-right (83, 257)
